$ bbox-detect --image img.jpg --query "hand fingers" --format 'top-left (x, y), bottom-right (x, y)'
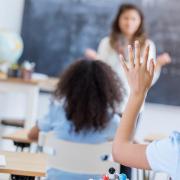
top-left (128, 45), bottom-right (134, 68)
top-left (164, 54), bottom-right (171, 63)
top-left (135, 41), bottom-right (141, 67)
top-left (119, 54), bottom-right (129, 73)
top-left (149, 59), bottom-right (155, 77)
top-left (142, 45), bottom-right (150, 68)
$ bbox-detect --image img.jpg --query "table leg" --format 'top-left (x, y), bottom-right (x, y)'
top-left (14, 141), bottom-right (31, 152)
top-left (11, 174), bottom-right (35, 180)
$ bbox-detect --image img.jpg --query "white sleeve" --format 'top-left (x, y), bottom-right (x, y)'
top-left (147, 39), bottom-right (156, 61)
top-left (97, 37), bottom-right (111, 63)
top-left (147, 40), bottom-right (161, 85)
top-left (146, 131), bottom-right (180, 178)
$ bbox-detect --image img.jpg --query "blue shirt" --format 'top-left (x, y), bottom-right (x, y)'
top-left (38, 100), bottom-right (120, 180)
top-left (146, 131), bottom-right (180, 180)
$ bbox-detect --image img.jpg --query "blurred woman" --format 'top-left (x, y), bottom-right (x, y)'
top-left (85, 4), bottom-right (171, 178)
top-left (85, 3), bottom-right (171, 113)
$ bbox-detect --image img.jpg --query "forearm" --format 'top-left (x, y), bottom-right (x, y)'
top-left (112, 41), bottom-right (154, 169)
top-left (113, 93), bottom-right (150, 169)
top-left (118, 94), bottom-right (145, 142)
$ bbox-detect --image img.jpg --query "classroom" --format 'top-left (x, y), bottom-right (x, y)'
top-left (0, 0), bottom-right (180, 180)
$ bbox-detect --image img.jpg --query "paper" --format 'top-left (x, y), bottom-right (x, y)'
top-left (0, 155), bottom-right (6, 166)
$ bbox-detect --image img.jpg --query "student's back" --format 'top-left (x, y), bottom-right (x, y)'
top-left (29, 59), bottom-right (124, 180)
top-left (39, 99), bottom-right (120, 180)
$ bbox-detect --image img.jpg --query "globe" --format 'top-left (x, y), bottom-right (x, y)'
top-left (0, 30), bottom-right (23, 64)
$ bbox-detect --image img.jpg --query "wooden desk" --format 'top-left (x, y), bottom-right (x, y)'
top-left (3, 129), bottom-right (36, 144)
top-left (0, 77), bottom-right (38, 85)
top-left (144, 133), bottom-right (167, 143)
top-left (0, 78), bottom-right (39, 128)
top-left (0, 77), bottom-right (58, 128)
top-left (0, 77), bottom-right (58, 92)
top-left (3, 129), bottom-right (36, 151)
top-left (0, 151), bottom-right (47, 178)
top-left (37, 77), bottom-right (58, 92)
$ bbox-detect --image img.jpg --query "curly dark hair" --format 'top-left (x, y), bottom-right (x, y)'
top-left (54, 59), bottom-right (124, 133)
top-left (110, 3), bottom-right (147, 49)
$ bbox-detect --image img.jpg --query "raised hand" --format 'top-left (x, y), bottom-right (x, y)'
top-left (119, 41), bottom-right (155, 96)
top-left (85, 48), bottom-right (97, 60)
top-left (156, 52), bottom-right (171, 69)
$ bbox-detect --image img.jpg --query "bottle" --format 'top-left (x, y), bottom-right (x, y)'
top-left (103, 175), bottom-right (109, 180)
top-left (108, 167), bottom-right (116, 180)
top-left (118, 173), bottom-right (127, 180)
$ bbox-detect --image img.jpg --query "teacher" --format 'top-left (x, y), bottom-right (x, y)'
top-left (85, 3), bottom-right (171, 113)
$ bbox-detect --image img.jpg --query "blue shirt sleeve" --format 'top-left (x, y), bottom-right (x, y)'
top-left (146, 131), bottom-right (180, 179)
top-left (105, 113), bottom-right (120, 141)
top-left (37, 100), bottom-right (58, 132)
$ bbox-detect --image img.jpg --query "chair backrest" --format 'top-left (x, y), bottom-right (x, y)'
top-left (39, 132), bottom-right (119, 175)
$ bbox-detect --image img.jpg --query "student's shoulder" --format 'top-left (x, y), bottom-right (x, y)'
top-left (49, 98), bottom-right (66, 113)
top-left (169, 131), bottom-right (180, 148)
top-left (146, 131), bottom-right (180, 176)
top-left (147, 131), bottom-right (180, 156)
top-left (161, 131), bottom-right (180, 148)
top-left (51, 98), bottom-right (64, 107)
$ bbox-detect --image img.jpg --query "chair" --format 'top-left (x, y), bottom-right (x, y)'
top-left (38, 132), bottom-right (120, 176)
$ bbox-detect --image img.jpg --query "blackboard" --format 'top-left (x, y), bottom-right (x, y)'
top-left (20, 0), bottom-right (180, 106)
top-left (20, 0), bottom-right (120, 76)
top-left (137, 0), bottom-right (180, 106)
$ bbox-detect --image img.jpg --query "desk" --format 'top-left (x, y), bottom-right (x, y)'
top-left (0, 151), bottom-right (47, 179)
top-left (37, 77), bottom-right (58, 92)
top-left (0, 77), bottom-right (58, 92)
top-left (3, 129), bottom-right (35, 144)
top-left (0, 77), bottom-right (58, 128)
top-left (2, 129), bottom-right (36, 151)
top-left (0, 78), bottom-right (39, 128)
top-left (144, 133), bottom-right (167, 143)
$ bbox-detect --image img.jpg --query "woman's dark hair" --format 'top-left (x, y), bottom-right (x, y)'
top-left (54, 59), bottom-right (124, 133)
top-left (110, 3), bottom-right (146, 49)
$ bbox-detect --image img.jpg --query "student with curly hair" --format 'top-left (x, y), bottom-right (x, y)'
top-left (28, 59), bottom-right (124, 180)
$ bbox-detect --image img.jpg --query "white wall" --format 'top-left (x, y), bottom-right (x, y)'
top-left (136, 103), bottom-right (180, 142)
top-left (0, 0), bottom-right (24, 33)
top-left (0, 0), bottom-right (25, 119)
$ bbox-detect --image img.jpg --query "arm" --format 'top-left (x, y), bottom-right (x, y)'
top-left (84, 37), bottom-right (109, 60)
top-left (85, 48), bottom-right (98, 60)
top-left (112, 41), bottom-right (155, 169)
top-left (156, 53), bottom-right (171, 71)
top-left (28, 125), bottom-right (40, 141)
top-left (28, 100), bottom-right (56, 140)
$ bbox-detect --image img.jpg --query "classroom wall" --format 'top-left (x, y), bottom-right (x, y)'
top-left (136, 103), bottom-right (180, 141)
top-left (0, 0), bottom-right (24, 33)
